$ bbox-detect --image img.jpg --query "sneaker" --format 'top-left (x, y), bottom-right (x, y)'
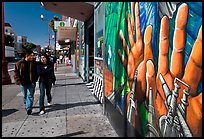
top-left (39, 110), bottom-right (45, 115)
top-left (47, 102), bottom-right (52, 106)
top-left (27, 109), bottom-right (32, 115)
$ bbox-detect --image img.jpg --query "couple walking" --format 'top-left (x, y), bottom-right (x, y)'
top-left (14, 50), bottom-right (56, 115)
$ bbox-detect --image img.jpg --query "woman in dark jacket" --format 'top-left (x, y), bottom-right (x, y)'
top-left (37, 53), bottom-right (55, 115)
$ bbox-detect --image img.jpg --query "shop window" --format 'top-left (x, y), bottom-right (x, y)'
top-left (80, 24), bottom-right (85, 56)
top-left (94, 3), bottom-right (105, 59)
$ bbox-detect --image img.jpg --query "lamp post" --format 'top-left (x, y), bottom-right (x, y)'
top-left (40, 14), bottom-right (50, 51)
top-left (52, 34), bottom-right (57, 56)
top-left (2, 2), bottom-right (11, 85)
top-left (54, 31), bottom-right (57, 56)
top-left (50, 16), bottom-right (60, 57)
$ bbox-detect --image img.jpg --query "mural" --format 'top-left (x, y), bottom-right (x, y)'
top-left (104, 2), bottom-right (202, 137)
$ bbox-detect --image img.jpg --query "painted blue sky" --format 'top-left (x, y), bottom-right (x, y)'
top-left (4, 2), bottom-right (62, 48)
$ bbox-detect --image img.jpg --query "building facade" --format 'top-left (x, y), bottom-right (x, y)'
top-left (42, 2), bottom-right (202, 137)
top-left (4, 23), bottom-right (17, 59)
top-left (16, 36), bottom-right (27, 57)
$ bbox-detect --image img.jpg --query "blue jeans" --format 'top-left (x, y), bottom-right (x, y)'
top-left (20, 83), bottom-right (36, 112)
top-left (39, 79), bottom-right (52, 111)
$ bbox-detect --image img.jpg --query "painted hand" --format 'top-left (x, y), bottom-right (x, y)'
top-left (118, 2), bottom-right (153, 104)
top-left (146, 3), bottom-right (202, 136)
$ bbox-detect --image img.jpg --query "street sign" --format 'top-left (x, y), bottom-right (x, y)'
top-left (58, 26), bottom-right (77, 41)
top-left (54, 21), bottom-right (69, 31)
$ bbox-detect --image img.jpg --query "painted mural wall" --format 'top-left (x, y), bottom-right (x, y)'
top-left (104, 2), bottom-right (202, 137)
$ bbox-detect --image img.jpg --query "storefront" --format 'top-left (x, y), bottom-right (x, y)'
top-left (77, 14), bottom-right (94, 82)
top-left (93, 2), bottom-right (105, 103)
top-left (78, 21), bottom-right (86, 80)
top-left (74, 26), bottom-right (80, 74)
top-left (41, 2), bottom-right (202, 137)
top-left (85, 14), bottom-right (94, 83)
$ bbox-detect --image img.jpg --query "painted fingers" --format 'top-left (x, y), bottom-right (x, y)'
top-left (135, 2), bottom-right (142, 42)
top-left (131, 2), bottom-right (135, 29)
top-left (170, 3), bottom-right (188, 78)
top-left (127, 2), bottom-right (142, 48)
top-left (146, 60), bottom-right (156, 103)
top-left (182, 25), bottom-right (202, 96)
top-left (127, 12), bottom-right (135, 47)
top-left (120, 30), bottom-right (130, 55)
top-left (144, 25), bottom-right (153, 62)
top-left (118, 30), bottom-right (129, 69)
top-left (158, 16), bottom-right (169, 76)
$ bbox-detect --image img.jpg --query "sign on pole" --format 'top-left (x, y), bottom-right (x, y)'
top-left (54, 21), bottom-right (69, 31)
top-left (58, 26), bottom-right (77, 41)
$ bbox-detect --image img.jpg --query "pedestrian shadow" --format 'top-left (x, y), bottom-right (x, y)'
top-left (2, 108), bottom-right (18, 117)
top-left (31, 101), bottom-right (100, 116)
top-left (56, 131), bottom-right (88, 137)
top-left (55, 78), bottom-right (66, 81)
top-left (54, 82), bottom-right (86, 87)
top-left (47, 101), bottom-right (101, 113)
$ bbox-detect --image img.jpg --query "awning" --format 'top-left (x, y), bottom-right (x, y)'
top-left (41, 2), bottom-right (94, 22)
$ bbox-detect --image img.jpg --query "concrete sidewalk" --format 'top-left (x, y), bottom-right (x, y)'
top-left (2, 64), bottom-right (118, 137)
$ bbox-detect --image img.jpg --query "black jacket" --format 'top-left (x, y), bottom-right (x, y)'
top-left (37, 61), bottom-right (55, 82)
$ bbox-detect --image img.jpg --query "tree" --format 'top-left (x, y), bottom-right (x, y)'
top-left (22, 42), bottom-right (36, 52)
top-left (49, 16), bottom-right (60, 55)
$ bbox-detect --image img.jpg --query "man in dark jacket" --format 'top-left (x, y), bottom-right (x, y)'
top-left (14, 50), bottom-right (38, 115)
top-left (37, 53), bottom-right (55, 115)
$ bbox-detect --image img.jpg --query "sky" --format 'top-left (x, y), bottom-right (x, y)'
top-left (4, 2), bottom-right (62, 49)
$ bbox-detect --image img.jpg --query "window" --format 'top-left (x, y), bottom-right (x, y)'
top-left (94, 3), bottom-right (105, 59)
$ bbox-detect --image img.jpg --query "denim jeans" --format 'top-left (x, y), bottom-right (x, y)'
top-left (20, 83), bottom-right (36, 112)
top-left (39, 79), bottom-right (52, 111)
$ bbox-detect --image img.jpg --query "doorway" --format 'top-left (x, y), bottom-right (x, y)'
top-left (88, 24), bottom-right (94, 82)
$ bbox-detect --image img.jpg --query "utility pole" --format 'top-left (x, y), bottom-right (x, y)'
top-left (54, 31), bottom-right (56, 55)
top-left (48, 20), bottom-right (50, 50)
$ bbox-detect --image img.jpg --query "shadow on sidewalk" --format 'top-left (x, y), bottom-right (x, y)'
top-left (56, 131), bottom-right (88, 137)
top-left (31, 101), bottom-right (100, 116)
top-left (54, 82), bottom-right (86, 87)
top-left (2, 109), bottom-right (18, 117)
top-left (55, 77), bottom-right (81, 81)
